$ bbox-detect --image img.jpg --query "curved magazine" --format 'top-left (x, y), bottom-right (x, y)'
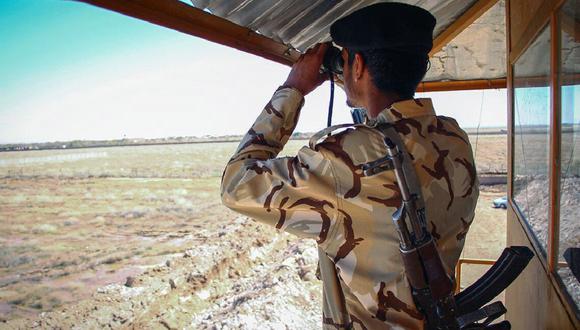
top-left (455, 246), bottom-right (534, 315)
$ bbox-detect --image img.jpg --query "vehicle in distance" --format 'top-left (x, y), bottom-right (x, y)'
top-left (492, 196), bottom-right (508, 209)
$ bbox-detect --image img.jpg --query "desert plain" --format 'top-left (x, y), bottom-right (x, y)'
top-left (0, 135), bottom-right (511, 328)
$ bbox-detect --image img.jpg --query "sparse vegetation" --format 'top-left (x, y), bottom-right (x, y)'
top-left (0, 136), bottom-right (508, 325)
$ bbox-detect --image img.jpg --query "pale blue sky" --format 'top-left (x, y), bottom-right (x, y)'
top-left (0, 1), bottom-right (507, 144)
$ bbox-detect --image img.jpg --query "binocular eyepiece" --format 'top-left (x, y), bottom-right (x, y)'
top-left (321, 45), bottom-right (344, 76)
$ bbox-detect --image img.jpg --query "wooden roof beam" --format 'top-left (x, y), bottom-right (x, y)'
top-left (75, 0), bottom-right (301, 66)
top-left (416, 78), bottom-right (506, 92)
top-left (429, 0), bottom-right (500, 57)
top-left (76, 0), bottom-right (509, 93)
top-left (421, 72), bottom-right (580, 94)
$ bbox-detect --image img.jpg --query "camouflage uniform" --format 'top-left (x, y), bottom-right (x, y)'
top-left (221, 86), bottom-right (479, 329)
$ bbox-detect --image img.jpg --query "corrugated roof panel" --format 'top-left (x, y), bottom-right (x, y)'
top-left (284, 0), bottom-right (379, 49)
top-left (191, 0), bottom-right (479, 51)
top-left (190, 0), bottom-right (506, 82)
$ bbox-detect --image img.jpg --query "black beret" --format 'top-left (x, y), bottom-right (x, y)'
top-left (330, 2), bottom-right (436, 54)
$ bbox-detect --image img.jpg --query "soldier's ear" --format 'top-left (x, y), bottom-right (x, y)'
top-left (353, 53), bottom-right (365, 81)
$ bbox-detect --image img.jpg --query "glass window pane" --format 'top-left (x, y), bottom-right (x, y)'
top-left (558, 0), bottom-right (580, 313)
top-left (512, 26), bottom-right (551, 256)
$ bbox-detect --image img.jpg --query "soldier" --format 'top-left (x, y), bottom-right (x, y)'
top-left (221, 3), bottom-right (478, 329)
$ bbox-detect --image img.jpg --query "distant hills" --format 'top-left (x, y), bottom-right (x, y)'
top-left (0, 129), bottom-right (506, 152)
top-left (0, 132), bottom-right (314, 152)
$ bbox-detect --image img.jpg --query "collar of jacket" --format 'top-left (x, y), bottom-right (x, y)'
top-left (366, 98), bottom-right (435, 127)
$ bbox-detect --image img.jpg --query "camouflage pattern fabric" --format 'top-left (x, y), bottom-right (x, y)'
top-left (221, 86), bottom-right (479, 329)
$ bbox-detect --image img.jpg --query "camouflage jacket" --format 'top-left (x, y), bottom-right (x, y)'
top-left (221, 86), bottom-right (479, 329)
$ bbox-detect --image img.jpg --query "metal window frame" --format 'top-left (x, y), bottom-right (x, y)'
top-left (454, 258), bottom-right (495, 294)
top-left (510, 21), bottom-right (552, 263)
top-left (507, 0), bottom-right (579, 321)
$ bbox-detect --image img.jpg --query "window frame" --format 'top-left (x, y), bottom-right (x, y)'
top-left (508, 0), bottom-right (579, 319)
top-left (509, 20), bottom-right (553, 271)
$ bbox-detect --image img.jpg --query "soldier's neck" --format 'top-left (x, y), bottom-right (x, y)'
top-left (362, 85), bottom-right (404, 119)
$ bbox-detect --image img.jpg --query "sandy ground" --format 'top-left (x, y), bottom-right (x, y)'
top-left (1, 183), bottom-right (507, 330)
top-left (0, 137), bottom-right (512, 328)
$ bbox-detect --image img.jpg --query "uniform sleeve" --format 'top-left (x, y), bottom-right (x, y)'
top-left (220, 86), bottom-right (340, 245)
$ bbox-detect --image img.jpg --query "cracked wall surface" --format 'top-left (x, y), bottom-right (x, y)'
top-left (425, 0), bottom-right (506, 82)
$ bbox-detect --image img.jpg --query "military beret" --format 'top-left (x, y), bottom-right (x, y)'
top-left (330, 2), bottom-right (436, 54)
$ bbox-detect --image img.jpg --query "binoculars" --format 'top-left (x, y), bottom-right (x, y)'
top-left (321, 45), bottom-right (344, 76)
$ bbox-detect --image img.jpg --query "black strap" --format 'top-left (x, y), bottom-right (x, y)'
top-left (327, 72), bottom-right (334, 128)
top-left (456, 301), bottom-right (507, 328)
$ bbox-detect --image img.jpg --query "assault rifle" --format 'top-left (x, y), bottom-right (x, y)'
top-left (361, 125), bottom-right (533, 330)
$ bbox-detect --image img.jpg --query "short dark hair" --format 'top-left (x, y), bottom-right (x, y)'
top-left (347, 49), bottom-right (429, 99)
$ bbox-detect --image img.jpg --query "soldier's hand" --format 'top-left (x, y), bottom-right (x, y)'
top-left (283, 43), bottom-right (329, 96)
